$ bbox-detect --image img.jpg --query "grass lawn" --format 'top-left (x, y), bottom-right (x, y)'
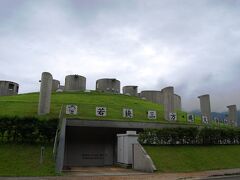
top-left (0, 91), bottom-right (223, 126)
top-left (0, 144), bottom-right (56, 176)
top-left (0, 91), bottom-right (166, 122)
top-left (144, 145), bottom-right (240, 172)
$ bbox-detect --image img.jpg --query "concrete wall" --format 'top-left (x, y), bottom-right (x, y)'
top-left (122, 86), bottom-right (138, 96)
top-left (38, 72), bottom-right (53, 115)
top-left (96, 78), bottom-right (120, 94)
top-left (52, 79), bottom-right (60, 92)
top-left (140, 91), bottom-right (163, 104)
top-left (162, 87), bottom-right (174, 120)
top-left (227, 105), bottom-right (238, 126)
top-left (56, 118), bottom-right (66, 174)
top-left (174, 94), bottom-right (182, 111)
top-left (0, 81), bottom-right (19, 96)
top-left (132, 143), bottom-right (156, 173)
top-left (64, 75), bottom-right (86, 91)
top-left (198, 94), bottom-right (211, 122)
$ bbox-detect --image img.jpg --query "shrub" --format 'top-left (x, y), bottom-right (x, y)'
top-left (139, 126), bottom-right (240, 145)
top-left (0, 116), bottom-right (58, 144)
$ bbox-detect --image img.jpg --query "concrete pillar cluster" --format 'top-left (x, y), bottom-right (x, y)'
top-left (38, 72), bottom-right (53, 115)
top-left (198, 94), bottom-right (211, 122)
top-left (64, 75), bottom-right (86, 92)
top-left (38, 73), bottom-right (87, 115)
top-left (96, 78), bottom-right (120, 94)
top-left (139, 87), bottom-right (181, 120)
top-left (122, 86), bottom-right (138, 96)
top-left (227, 105), bottom-right (238, 126)
top-left (52, 79), bottom-right (60, 92)
top-left (0, 81), bottom-right (19, 96)
top-left (140, 91), bottom-right (163, 104)
top-left (37, 72), bottom-right (183, 120)
top-left (174, 94), bottom-right (182, 111)
top-left (162, 87), bottom-right (174, 120)
top-left (39, 72), bottom-right (240, 126)
top-left (36, 72), bottom-right (240, 126)
top-left (197, 95), bottom-right (239, 126)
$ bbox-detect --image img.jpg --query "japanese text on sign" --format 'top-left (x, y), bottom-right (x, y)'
top-left (96, 107), bottom-right (107, 117)
top-left (169, 112), bottom-right (177, 121)
top-left (148, 110), bottom-right (157, 119)
top-left (123, 108), bottom-right (133, 118)
top-left (66, 105), bottom-right (78, 115)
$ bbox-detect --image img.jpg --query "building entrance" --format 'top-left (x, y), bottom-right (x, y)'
top-left (64, 126), bottom-right (115, 167)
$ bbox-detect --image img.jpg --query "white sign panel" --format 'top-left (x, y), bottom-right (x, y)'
top-left (169, 112), bottom-right (177, 121)
top-left (66, 105), bottom-right (78, 115)
top-left (202, 116), bottom-right (208, 124)
top-left (148, 110), bottom-right (157, 119)
top-left (214, 117), bottom-right (219, 123)
top-left (96, 107), bottom-right (107, 117)
top-left (123, 108), bottom-right (133, 118)
top-left (224, 119), bottom-right (228, 124)
top-left (187, 114), bottom-right (195, 123)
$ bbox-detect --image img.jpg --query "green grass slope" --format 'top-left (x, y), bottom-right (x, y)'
top-left (0, 91), bottom-right (166, 122)
top-left (0, 91), bottom-right (230, 126)
top-left (0, 144), bottom-right (55, 176)
top-left (144, 145), bottom-right (240, 172)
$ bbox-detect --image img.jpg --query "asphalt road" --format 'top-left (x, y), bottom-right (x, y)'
top-left (1, 168), bottom-right (240, 180)
top-left (1, 175), bottom-right (240, 180)
top-left (201, 175), bottom-right (240, 180)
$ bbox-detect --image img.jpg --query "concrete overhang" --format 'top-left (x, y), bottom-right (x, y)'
top-left (66, 119), bottom-right (199, 129)
top-left (56, 118), bottom-right (201, 173)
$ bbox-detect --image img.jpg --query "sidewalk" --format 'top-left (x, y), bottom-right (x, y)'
top-left (1, 168), bottom-right (240, 180)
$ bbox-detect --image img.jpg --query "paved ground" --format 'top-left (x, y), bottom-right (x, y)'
top-left (202, 175), bottom-right (240, 180)
top-left (1, 168), bottom-right (240, 180)
top-left (63, 166), bottom-right (147, 176)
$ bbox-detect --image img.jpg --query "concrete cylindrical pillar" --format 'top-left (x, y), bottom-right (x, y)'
top-left (227, 105), bottom-right (237, 126)
top-left (140, 91), bottom-right (163, 104)
top-left (198, 94), bottom-right (211, 122)
top-left (162, 87), bottom-right (174, 120)
top-left (52, 79), bottom-right (60, 92)
top-left (38, 72), bottom-right (53, 115)
top-left (0, 81), bottom-right (19, 96)
top-left (123, 86), bottom-right (138, 96)
top-left (64, 75), bottom-right (86, 91)
top-left (96, 78), bottom-right (120, 94)
top-left (174, 94), bottom-right (182, 111)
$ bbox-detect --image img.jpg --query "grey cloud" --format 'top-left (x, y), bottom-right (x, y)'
top-left (0, 0), bottom-right (239, 112)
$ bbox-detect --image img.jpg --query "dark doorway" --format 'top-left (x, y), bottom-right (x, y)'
top-left (64, 126), bottom-right (116, 167)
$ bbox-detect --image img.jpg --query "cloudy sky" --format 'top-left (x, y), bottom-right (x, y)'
top-left (0, 0), bottom-right (240, 112)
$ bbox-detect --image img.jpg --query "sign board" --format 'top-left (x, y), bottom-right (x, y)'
top-left (148, 110), bottom-right (157, 119)
top-left (187, 114), bottom-right (195, 123)
top-left (214, 117), bottom-right (219, 123)
top-left (96, 107), bottom-right (107, 117)
top-left (202, 116), bottom-right (208, 124)
top-left (123, 108), bottom-right (133, 118)
top-left (66, 105), bottom-right (78, 115)
top-left (224, 119), bottom-right (228, 124)
top-left (169, 112), bottom-right (177, 121)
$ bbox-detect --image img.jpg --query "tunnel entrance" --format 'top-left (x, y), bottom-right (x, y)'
top-left (63, 126), bottom-right (142, 168)
top-left (64, 126), bottom-right (118, 168)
